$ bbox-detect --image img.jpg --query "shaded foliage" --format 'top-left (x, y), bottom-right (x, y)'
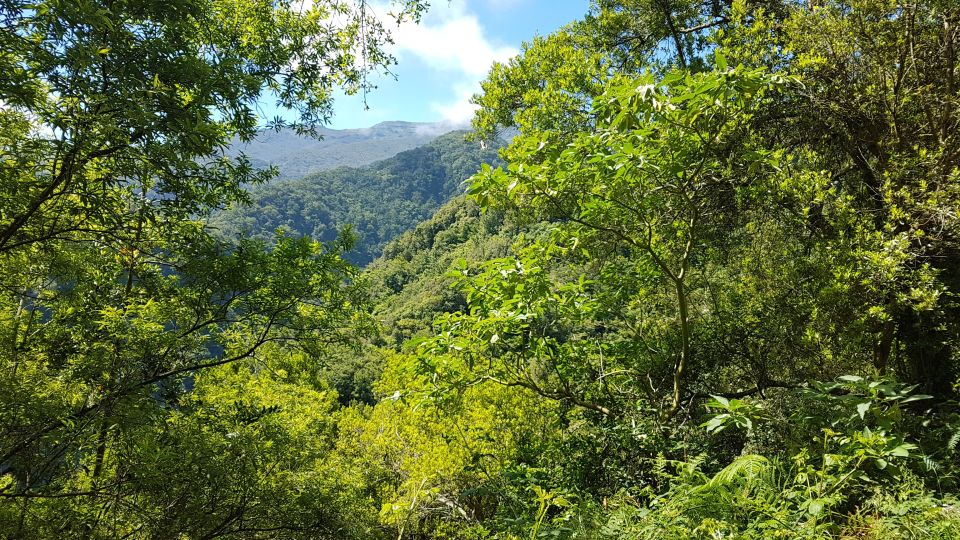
top-left (212, 132), bottom-right (504, 266)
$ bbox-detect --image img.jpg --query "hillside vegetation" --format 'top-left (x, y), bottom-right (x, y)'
top-left (2, 1), bottom-right (960, 539)
top-left (212, 131), bottom-right (502, 265)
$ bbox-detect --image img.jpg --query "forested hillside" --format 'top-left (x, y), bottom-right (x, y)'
top-left (226, 121), bottom-right (450, 180)
top-left (364, 196), bottom-right (517, 346)
top-left (3, 0), bottom-right (960, 539)
top-left (212, 131), bottom-right (502, 265)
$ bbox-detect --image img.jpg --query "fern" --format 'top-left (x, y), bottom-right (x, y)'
top-left (948, 426), bottom-right (960, 453)
top-left (922, 454), bottom-right (941, 473)
top-left (704, 454), bottom-right (771, 490)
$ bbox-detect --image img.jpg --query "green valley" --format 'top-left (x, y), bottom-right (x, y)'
top-left (2, 0), bottom-right (960, 539)
top-left (212, 132), bottom-right (503, 266)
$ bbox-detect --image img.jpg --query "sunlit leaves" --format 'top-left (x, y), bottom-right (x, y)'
top-left (457, 63), bottom-right (792, 417)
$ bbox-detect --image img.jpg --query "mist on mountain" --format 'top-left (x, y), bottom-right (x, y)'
top-left (226, 121), bottom-right (467, 180)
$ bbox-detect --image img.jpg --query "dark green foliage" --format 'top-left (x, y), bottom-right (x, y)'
top-left (212, 131), bottom-right (504, 266)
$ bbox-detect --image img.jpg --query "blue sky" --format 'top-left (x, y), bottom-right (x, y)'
top-left (323, 0), bottom-right (589, 129)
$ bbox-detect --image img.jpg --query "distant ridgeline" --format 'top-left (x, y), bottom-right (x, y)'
top-left (211, 131), bottom-right (504, 266)
top-left (225, 120), bottom-right (455, 180)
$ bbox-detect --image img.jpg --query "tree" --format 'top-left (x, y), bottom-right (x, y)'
top-left (459, 0), bottom-right (960, 416)
top-left (428, 62), bottom-right (791, 422)
top-left (0, 0), bottom-right (426, 534)
top-left (412, 1), bottom-right (960, 531)
top-left (719, 0), bottom-right (960, 394)
top-left (0, 0), bottom-right (427, 255)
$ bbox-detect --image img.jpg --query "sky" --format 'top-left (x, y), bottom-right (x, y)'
top-left (322, 0), bottom-right (589, 129)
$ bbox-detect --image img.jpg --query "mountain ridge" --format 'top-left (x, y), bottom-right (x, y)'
top-left (227, 120), bottom-right (468, 180)
top-left (213, 131), bottom-right (503, 266)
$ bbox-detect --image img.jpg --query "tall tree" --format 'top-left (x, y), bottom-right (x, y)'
top-left (0, 0), bottom-right (426, 535)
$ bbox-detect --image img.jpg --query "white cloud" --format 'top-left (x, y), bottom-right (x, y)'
top-left (431, 83), bottom-right (480, 126)
top-left (376, 0), bottom-right (517, 124)
top-left (413, 119), bottom-right (469, 136)
top-left (389, 4), bottom-right (517, 77)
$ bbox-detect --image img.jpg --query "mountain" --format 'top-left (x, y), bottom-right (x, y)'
top-left (211, 131), bottom-right (503, 266)
top-left (227, 121), bottom-right (460, 180)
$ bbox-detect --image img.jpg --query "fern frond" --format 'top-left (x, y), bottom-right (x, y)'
top-left (948, 426), bottom-right (960, 452)
top-left (705, 454), bottom-right (771, 490)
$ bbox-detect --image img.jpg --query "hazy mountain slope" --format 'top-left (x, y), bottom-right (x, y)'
top-left (212, 131), bottom-right (503, 266)
top-left (228, 121), bottom-right (457, 180)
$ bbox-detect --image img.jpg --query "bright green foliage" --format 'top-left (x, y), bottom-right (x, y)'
top-left (3, 0), bottom-right (960, 538)
top-left (701, 395), bottom-right (767, 435)
top-left (445, 63), bottom-right (793, 419)
top-left (366, 195), bottom-right (521, 345)
top-left (332, 350), bottom-right (561, 539)
top-left (471, 0), bottom-right (763, 144)
top-left (403, 0), bottom-right (960, 537)
top-left (315, 195), bottom-right (521, 406)
top-left (565, 378), bottom-right (951, 539)
top-left (719, 0), bottom-right (960, 393)
top-left (2, 347), bottom-right (363, 537)
top-left (0, 221), bottom-right (368, 534)
top-left (0, 0), bottom-right (426, 535)
top-left (472, 29), bottom-right (605, 149)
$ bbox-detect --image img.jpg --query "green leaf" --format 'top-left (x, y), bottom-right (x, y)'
top-left (856, 402), bottom-right (871, 419)
top-left (715, 49), bottom-right (727, 71)
top-left (889, 443), bottom-right (916, 458)
top-left (702, 414), bottom-right (728, 433)
top-left (710, 395), bottom-right (730, 408)
top-left (807, 499), bottom-right (824, 515)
